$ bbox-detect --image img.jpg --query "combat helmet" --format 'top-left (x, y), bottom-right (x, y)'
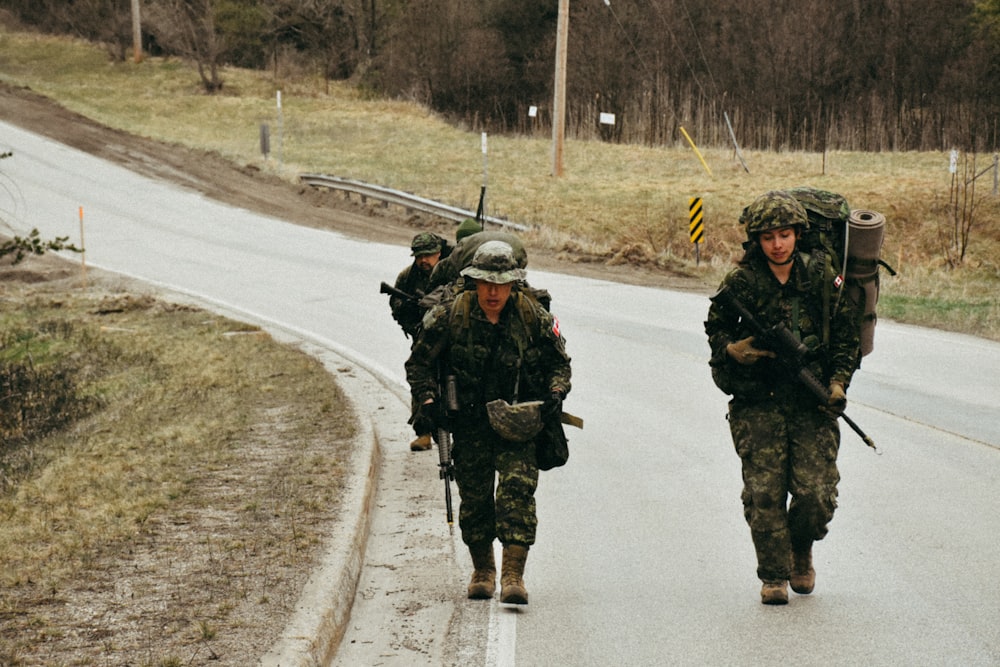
top-left (411, 232), bottom-right (443, 256)
top-left (486, 399), bottom-right (544, 442)
top-left (455, 218), bottom-right (482, 243)
top-left (460, 240), bottom-right (526, 284)
top-left (740, 190), bottom-right (809, 239)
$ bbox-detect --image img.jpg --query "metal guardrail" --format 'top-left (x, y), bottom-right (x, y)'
top-left (299, 173), bottom-right (532, 232)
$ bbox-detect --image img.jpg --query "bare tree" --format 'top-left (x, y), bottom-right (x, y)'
top-left (145, 0), bottom-right (226, 92)
top-left (262, 0), bottom-right (361, 88)
top-left (6, 0), bottom-right (1000, 149)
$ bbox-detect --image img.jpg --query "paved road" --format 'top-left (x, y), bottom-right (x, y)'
top-left (3, 121), bottom-right (999, 666)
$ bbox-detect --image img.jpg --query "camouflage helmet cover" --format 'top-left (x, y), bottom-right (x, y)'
top-left (740, 190), bottom-right (809, 237)
top-left (460, 240), bottom-right (526, 284)
top-left (785, 186), bottom-right (850, 224)
top-left (411, 232), bottom-right (443, 256)
top-left (486, 399), bottom-right (544, 442)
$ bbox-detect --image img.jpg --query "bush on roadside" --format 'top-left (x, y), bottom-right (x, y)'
top-left (0, 323), bottom-right (104, 492)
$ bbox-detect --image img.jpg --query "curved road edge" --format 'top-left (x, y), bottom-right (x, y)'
top-left (71, 261), bottom-right (451, 665)
top-left (258, 336), bottom-right (383, 666)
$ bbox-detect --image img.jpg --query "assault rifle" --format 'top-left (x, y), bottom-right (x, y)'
top-left (379, 281), bottom-right (423, 303)
top-left (437, 374), bottom-right (459, 532)
top-left (712, 286), bottom-right (876, 451)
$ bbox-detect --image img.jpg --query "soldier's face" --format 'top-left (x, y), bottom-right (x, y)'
top-left (414, 252), bottom-right (441, 272)
top-left (759, 226), bottom-right (798, 265)
top-left (475, 280), bottom-right (513, 322)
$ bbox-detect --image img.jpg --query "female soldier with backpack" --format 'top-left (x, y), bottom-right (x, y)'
top-left (705, 191), bottom-right (862, 605)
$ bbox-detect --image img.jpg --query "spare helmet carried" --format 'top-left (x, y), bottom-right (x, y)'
top-left (486, 399), bottom-right (544, 442)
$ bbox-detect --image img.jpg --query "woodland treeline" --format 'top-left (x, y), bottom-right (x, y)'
top-left (4, 0), bottom-right (1000, 151)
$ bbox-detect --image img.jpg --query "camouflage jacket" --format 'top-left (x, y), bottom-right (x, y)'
top-left (405, 290), bottom-right (571, 425)
top-left (390, 262), bottom-right (433, 338)
top-left (704, 249), bottom-right (861, 401)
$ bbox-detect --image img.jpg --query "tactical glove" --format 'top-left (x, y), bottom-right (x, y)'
top-left (542, 390), bottom-right (564, 420)
top-left (726, 336), bottom-right (777, 366)
top-left (826, 381), bottom-right (847, 416)
top-left (409, 400), bottom-right (437, 436)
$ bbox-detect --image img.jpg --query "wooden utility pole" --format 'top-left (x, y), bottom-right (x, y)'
top-left (131, 0), bottom-right (142, 63)
top-left (551, 0), bottom-right (569, 177)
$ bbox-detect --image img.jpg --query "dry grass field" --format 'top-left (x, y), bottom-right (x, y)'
top-left (0, 257), bottom-right (355, 664)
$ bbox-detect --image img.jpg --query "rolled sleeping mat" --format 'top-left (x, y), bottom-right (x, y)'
top-left (846, 209), bottom-right (886, 277)
top-left (846, 209), bottom-right (886, 356)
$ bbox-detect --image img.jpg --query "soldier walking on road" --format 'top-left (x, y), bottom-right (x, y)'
top-left (389, 232), bottom-right (448, 340)
top-left (405, 241), bottom-right (571, 604)
top-left (427, 219), bottom-right (528, 294)
top-left (424, 220), bottom-right (551, 313)
top-left (389, 232), bottom-right (449, 451)
top-left (704, 191), bottom-right (862, 605)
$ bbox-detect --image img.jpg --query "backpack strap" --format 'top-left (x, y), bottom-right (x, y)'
top-left (448, 290), bottom-right (538, 345)
top-left (450, 290), bottom-right (473, 331)
top-left (448, 290), bottom-right (475, 355)
top-left (802, 249), bottom-right (836, 347)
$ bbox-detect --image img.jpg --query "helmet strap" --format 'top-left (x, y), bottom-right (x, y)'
top-left (767, 255), bottom-right (795, 267)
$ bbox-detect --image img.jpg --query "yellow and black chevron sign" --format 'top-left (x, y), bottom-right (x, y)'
top-left (689, 197), bottom-right (704, 244)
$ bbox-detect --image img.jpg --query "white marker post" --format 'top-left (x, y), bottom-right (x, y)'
top-left (481, 132), bottom-right (488, 222)
top-left (277, 90), bottom-right (283, 165)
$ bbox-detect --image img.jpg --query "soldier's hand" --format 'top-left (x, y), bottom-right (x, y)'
top-left (409, 400), bottom-right (437, 436)
top-left (825, 381), bottom-right (847, 416)
top-left (542, 390), bottom-right (564, 420)
top-left (726, 336), bottom-right (777, 365)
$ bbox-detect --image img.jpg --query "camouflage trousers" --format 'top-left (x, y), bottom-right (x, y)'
top-left (452, 424), bottom-right (539, 548)
top-left (728, 398), bottom-right (841, 581)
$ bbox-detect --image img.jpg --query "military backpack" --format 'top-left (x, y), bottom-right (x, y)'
top-left (787, 186), bottom-right (895, 358)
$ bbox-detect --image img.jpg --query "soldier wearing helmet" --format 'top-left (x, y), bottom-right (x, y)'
top-left (405, 240), bottom-right (571, 605)
top-left (422, 224), bottom-right (555, 315)
top-left (705, 190), bottom-right (862, 605)
top-left (389, 232), bottom-right (450, 451)
top-left (427, 225), bottom-right (528, 293)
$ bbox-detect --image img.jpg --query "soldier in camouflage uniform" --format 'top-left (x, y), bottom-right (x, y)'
top-left (405, 241), bottom-right (571, 605)
top-left (423, 222), bottom-right (554, 315)
top-left (704, 191), bottom-right (861, 605)
top-left (390, 232), bottom-right (448, 339)
top-left (390, 232), bottom-right (449, 451)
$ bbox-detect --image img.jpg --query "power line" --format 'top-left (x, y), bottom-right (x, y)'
top-left (601, 0), bottom-right (653, 80)
top-left (601, 0), bottom-right (680, 126)
top-left (676, 0), bottom-right (721, 99)
top-left (643, 0), bottom-right (712, 101)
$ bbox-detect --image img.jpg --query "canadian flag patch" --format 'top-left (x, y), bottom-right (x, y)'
top-left (552, 316), bottom-right (561, 337)
top-left (833, 274), bottom-right (844, 289)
